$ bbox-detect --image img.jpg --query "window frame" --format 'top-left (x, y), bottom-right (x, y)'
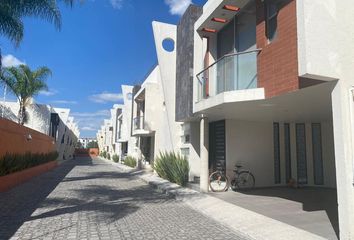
top-left (265, 0), bottom-right (279, 43)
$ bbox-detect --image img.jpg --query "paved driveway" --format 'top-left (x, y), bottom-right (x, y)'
top-left (0, 157), bottom-right (244, 240)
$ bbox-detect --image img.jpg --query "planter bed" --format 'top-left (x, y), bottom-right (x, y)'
top-left (0, 160), bottom-right (58, 192)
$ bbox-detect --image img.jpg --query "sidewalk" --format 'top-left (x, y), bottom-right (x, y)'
top-left (98, 157), bottom-right (327, 240)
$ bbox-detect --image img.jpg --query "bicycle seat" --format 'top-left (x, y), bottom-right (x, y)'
top-left (235, 165), bottom-right (242, 168)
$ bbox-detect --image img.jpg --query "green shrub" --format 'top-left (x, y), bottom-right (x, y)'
top-left (112, 154), bottom-right (119, 163)
top-left (153, 151), bottom-right (189, 187)
top-left (124, 156), bottom-right (137, 168)
top-left (0, 151), bottom-right (59, 177)
top-left (101, 151), bottom-right (107, 158)
top-left (107, 153), bottom-right (111, 160)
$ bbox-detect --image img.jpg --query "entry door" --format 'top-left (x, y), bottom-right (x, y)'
top-left (296, 124), bottom-right (308, 184)
top-left (209, 120), bottom-right (226, 171)
top-left (142, 137), bottom-right (151, 163)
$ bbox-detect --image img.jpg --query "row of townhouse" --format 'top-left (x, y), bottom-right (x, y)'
top-left (78, 137), bottom-right (98, 149)
top-left (98, 0), bottom-right (354, 238)
top-left (1, 99), bottom-right (80, 160)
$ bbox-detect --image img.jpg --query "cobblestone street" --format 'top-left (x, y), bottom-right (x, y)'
top-left (0, 157), bottom-right (245, 240)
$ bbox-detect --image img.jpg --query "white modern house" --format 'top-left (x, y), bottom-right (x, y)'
top-left (53, 108), bottom-right (79, 160)
top-left (1, 99), bottom-right (53, 135)
top-left (102, 118), bottom-right (113, 154)
top-left (131, 21), bottom-right (182, 166)
top-left (0, 100), bottom-right (79, 160)
top-left (95, 1), bottom-right (354, 238)
top-left (173, 0), bottom-right (354, 239)
top-left (110, 104), bottom-right (123, 156)
top-left (78, 138), bottom-right (97, 148)
top-left (115, 85), bottom-right (135, 160)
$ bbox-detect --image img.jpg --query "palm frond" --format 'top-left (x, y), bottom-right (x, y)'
top-left (0, 5), bottom-right (24, 45)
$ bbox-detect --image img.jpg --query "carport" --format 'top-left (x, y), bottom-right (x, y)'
top-left (203, 81), bottom-right (339, 239)
top-left (210, 187), bottom-right (338, 239)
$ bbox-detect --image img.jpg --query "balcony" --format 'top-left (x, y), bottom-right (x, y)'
top-left (197, 49), bottom-right (261, 102)
top-left (194, 50), bottom-right (265, 113)
top-left (134, 116), bottom-right (145, 130)
top-left (132, 115), bottom-right (153, 136)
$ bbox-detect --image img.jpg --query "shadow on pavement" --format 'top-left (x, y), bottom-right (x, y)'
top-left (0, 157), bottom-right (90, 239)
top-left (211, 187), bottom-right (339, 239)
top-left (239, 187), bottom-right (339, 238)
top-left (29, 185), bottom-right (173, 224)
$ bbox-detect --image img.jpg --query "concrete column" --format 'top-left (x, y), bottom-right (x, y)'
top-left (200, 115), bottom-right (209, 192)
top-left (332, 83), bottom-right (354, 239)
top-left (136, 137), bottom-right (142, 169)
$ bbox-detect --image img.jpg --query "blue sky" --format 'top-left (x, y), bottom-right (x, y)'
top-left (0, 0), bottom-right (207, 138)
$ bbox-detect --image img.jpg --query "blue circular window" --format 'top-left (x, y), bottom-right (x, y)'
top-left (162, 38), bottom-right (175, 52)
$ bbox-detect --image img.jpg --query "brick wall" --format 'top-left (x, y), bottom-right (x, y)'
top-left (256, 0), bottom-right (299, 98)
top-left (0, 118), bottom-right (55, 158)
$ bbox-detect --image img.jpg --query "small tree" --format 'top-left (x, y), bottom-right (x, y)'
top-left (86, 141), bottom-right (98, 149)
top-left (0, 65), bottom-right (51, 125)
top-left (112, 154), bottom-right (119, 163)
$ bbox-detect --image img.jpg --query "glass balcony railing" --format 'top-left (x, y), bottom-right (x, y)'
top-left (133, 116), bottom-right (145, 130)
top-left (196, 49), bottom-right (261, 102)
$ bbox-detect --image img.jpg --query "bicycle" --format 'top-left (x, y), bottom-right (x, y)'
top-left (209, 163), bottom-right (229, 192)
top-left (230, 165), bottom-right (255, 191)
top-left (209, 163), bottom-right (255, 192)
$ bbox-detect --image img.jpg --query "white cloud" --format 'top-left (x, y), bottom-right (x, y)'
top-left (110, 0), bottom-right (123, 9)
top-left (40, 89), bottom-right (58, 96)
top-left (72, 110), bottom-right (110, 133)
top-left (2, 54), bottom-right (25, 67)
top-left (51, 100), bottom-right (78, 105)
top-left (71, 110), bottom-right (110, 118)
top-left (81, 126), bottom-right (97, 131)
top-left (89, 92), bottom-right (123, 103)
top-left (165, 0), bottom-right (192, 15)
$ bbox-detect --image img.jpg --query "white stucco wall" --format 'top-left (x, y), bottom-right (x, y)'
top-left (297, 0), bottom-right (340, 80)
top-left (225, 120), bottom-right (336, 188)
top-left (152, 21), bottom-right (182, 156)
top-left (53, 108), bottom-right (79, 160)
top-left (2, 101), bottom-right (52, 135)
top-left (225, 120), bottom-right (274, 187)
top-left (181, 122), bottom-right (201, 181)
top-left (297, 0), bottom-right (354, 238)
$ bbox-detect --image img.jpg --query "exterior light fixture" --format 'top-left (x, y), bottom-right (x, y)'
top-left (202, 28), bottom-right (217, 33)
top-left (212, 18), bottom-right (227, 23)
top-left (26, 134), bottom-right (32, 141)
top-left (223, 5), bottom-right (240, 11)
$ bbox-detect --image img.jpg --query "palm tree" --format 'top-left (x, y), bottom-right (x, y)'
top-left (0, 64), bottom-right (51, 125)
top-left (0, 0), bottom-right (78, 68)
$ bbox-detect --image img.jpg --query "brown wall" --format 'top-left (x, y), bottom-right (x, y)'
top-left (256, 0), bottom-right (299, 98)
top-left (0, 118), bottom-right (55, 158)
top-left (89, 148), bottom-right (99, 157)
top-left (75, 148), bottom-right (99, 157)
top-left (0, 161), bottom-right (58, 192)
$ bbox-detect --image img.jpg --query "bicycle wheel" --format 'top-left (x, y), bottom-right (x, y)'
top-left (209, 171), bottom-right (229, 192)
top-left (235, 171), bottom-right (255, 190)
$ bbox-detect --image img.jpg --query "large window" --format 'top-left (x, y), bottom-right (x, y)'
top-left (265, 0), bottom-right (279, 42)
top-left (312, 123), bottom-right (324, 185)
top-left (273, 123), bottom-right (281, 184)
top-left (296, 123), bottom-right (308, 185)
top-left (284, 123), bottom-right (292, 183)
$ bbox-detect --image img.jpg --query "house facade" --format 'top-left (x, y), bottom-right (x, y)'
top-left (78, 138), bottom-right (97, 148)
top-left (131, 21), bottom-right (182, 167)
top-left (115, 85), bottom-right (135, 160)
top-left (95, 1), bottom-right (354, 238)
top-left (187, 0), bottom-right (354, 239)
